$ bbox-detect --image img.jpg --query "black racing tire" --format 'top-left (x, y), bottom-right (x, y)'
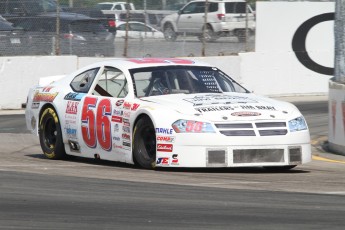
top-left (263, 165), bottom-right (297, 171)
top-left (133, 116), bottom-right (156, 169)
top-left (235, 29), bottom-right (246, 43)
top-left (163, 24), bottom-right (177, 42)
top-left (198, 25), bottom-right (219, 42)
top-left (39, 107), bottom-right (66, 160)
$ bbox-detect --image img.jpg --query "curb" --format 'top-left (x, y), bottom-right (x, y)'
top-left (311, 136), bottom-right (345, 162)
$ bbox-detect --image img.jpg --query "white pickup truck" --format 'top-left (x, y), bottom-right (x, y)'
top-left (160, 0), bottom-right (255, 42)
top-left (96, 2), bottom-right (136, 11)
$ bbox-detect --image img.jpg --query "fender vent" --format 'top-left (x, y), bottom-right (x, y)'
top-left (207, 149), bottom-right (227, 167)
top-left (289, 147), bottom-right (302, 164)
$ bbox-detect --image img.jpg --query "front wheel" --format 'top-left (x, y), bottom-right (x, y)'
top-left (163, 24), bottom-right (177, 42)
top-left (198, 25), bottom-right (219, 42)
top-left (133, 117), bottom-right (156, 169)
top-left (39, 107), bottom-right (66, 159)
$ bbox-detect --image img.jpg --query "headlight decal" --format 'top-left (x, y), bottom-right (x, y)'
top-left (288, 116), bottom-right (308, 132)
top-left (172, 119), bottom-right (215, 133)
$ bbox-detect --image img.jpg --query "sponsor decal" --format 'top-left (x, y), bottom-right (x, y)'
top-left (231, 111), bottom-right (261, 117)
top-left (65, 119), bottom-right (77, 125)
top-left (123, 111), bottom-right (131, 118)
top-left (65, 127), bottom-right (77, 139)
top-left (112, 109), bottom-right (123, 116)
top-left (123, 141), bottom-right (131, 148)
top-left (116, 99), bottom-right (124, 107)
top-left (42, 86), bottom-right (54, 92)
top-left (156, 157), bottom-right (169, 166)
top-left (113, 144), bottom-right (123, 149)
top-left (123, 102), bottom-right (131, 110)
top-left (122, 133), bottom-right (130, 140)
top-left (114, 123), bottom-right (119, 132)
top-left (123, 118), bottom-right (130, 127)
top-left (64, 92), bottom-right (85, 101)
top-left (131, 103), bottom-right (140, 111)
top-left (111, 116), bottom-right (123, 123)
top-left (171, 154), bottom-right (179, 165)
top-left (184, 95), bottom-right (258, 106)
top-left (65, 114), bottom-right (77, 120)
top-left (156, 136), bottom-right (175, 142)
top-left (122, 126), bottom-right (130, 133)
top-left (33, 91), bottom-right (58, 102)
top-left (31, 102), bottom-right (40, 109)
top-left (157, 144), bottom-right (173, 152)
top-left (156, 128), bottom-right (173, 134)
top-left (255, 106), bottom-right (276, 110)
top-left (112, 136), bottom-right (121, 141)
top-left (195, 105), bottom-right (234, 113)
top-left (66, 101), bottom-right (79, 114)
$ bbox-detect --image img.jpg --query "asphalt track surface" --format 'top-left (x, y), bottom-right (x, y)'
top-left (1, 98), bottom-right (345, 229)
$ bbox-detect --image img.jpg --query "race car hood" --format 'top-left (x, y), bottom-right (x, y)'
top-left (141, 93), bottom-right (301, 122)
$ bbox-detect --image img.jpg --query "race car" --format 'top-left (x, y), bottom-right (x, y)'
top-left (25, 58), bottom-right (311, 170)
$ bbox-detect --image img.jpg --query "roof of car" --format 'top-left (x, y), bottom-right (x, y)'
top-left (98, 2), bottom-right (128, 4)
top-left (81, 58), bottom-right (212, 71)
top-left (189, 0), bottom-right (246, 2)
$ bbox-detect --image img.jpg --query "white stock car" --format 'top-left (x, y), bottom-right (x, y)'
top-left (25, 58), bottom-right (311, 170)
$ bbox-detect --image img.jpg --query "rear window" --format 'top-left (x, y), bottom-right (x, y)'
top-left (225, 2), bottom-right (246, 14)
top-left (208, 3), bottom-right (218, 13)
top-left (96, 3), bottom-right (113, 10)
top-left (0, 22), bottom-right (14, 31)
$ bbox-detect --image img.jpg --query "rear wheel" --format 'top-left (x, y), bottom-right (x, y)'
top-left (235, 29), bottom-right (247, 42)
top-left (39, 107), bottom-right (66, 159)
top-left (163, 24), bottom-right (177, 42)
top-left (133, 117), bottom-right (156, 169)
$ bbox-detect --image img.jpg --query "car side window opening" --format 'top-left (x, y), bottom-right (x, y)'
top-left (208, 3), bottom-right (218, 13)
top-left (70, 68), bottom-right (99, 93)
top-left (181, 2), bottom-right (198, 14)
top-left (130, 23), bottom-right (149, 32)
top-left (181, 2), bottom-right (217, 14)
top-left (131, 66), bottom-right (249, 97)
top-left (92, 67), bottom-right (128, 98)
top-left (225, 2), bottom-right (247, 14)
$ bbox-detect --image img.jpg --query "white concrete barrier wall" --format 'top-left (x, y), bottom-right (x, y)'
top-left (240, 52), bottom-right (330, 96)
top-left (0, 56), bottom-right (78, 110)
top-left (250, 1), bottom-right (334, 96)
top-left (0, 2), bottom-right (334, 109)
top-left (328, 80), bottom-right (345, 155)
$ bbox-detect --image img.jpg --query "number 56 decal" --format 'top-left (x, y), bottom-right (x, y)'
top-left (81, 97), bottom-right (112, 151)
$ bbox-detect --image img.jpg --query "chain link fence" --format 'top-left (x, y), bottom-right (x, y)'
top-left (0, 0), bottom-right (255, 57)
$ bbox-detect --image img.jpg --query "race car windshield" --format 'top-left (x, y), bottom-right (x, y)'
top-left (130, 66), bottom-right (249, 97)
